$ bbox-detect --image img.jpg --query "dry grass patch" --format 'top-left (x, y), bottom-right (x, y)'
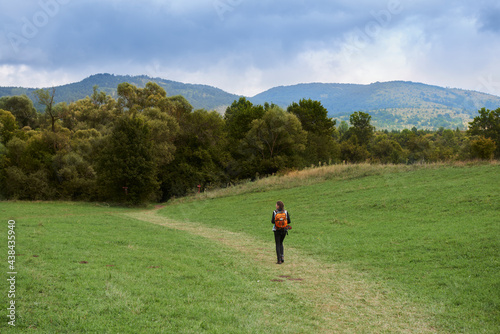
top-left (172, 161), bottom-right (497, 204)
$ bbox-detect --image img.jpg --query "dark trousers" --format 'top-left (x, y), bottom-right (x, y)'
top-left (274, 229), bottom-right (287, 261)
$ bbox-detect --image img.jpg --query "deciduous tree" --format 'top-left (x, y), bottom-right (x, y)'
top-left (0, 95), bottom-right (38, 128)
top-left (224, 97), bottom-right (265, 141)
top-left (0, 109), bottom-right (18, 144)
top-left (96, 116), bottom-right (159, 205)
top-left (242, 106), bottom-right (306, 175)
top-left (33, 88), bottom-right (58, 132)
top-left (470, 136), bottom-right (497, 160)
top-left (288, 98), bottom-right (339, 165)
top-left (349, 111), bottom-right (375, 146)
top-left (161, 109), bottom-right (229, 199)
top-left (468, 108), bottom-right (500, 158)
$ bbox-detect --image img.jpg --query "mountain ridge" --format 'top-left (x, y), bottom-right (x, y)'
top-left (1, 74), bottom-right (500, 130)
top-left (252, 80), bottom-right (500, 129)
top-left (0, 73), bottom-right (241, 113)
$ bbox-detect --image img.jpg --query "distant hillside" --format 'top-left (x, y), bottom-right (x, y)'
top-left (250, 81), bottom-right (500, 130)
top-left (0, 73), bottom-right (241, 112)
top-left (1, 75), bottom-right (500, 130)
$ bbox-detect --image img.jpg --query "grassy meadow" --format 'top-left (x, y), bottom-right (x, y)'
top-left (1, 162), bottom-right (499, 333)
top-left (1, 203), bottom-right (321, 333)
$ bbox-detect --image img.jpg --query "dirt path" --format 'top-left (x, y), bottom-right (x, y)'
top-left (124, 209), bottom-right (441, 333)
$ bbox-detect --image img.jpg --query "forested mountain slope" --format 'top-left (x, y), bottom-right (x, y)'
top-left (0, 73), bottom-right (240, 112)
top-left (251, 81), bottom-right (500, 129)
top-left (2, 75), bottom-right (500, 129)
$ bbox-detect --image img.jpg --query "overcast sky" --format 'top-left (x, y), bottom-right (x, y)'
top-left (1, 0), bottom-right (500, 96)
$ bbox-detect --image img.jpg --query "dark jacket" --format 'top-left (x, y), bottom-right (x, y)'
top-left (271, 210), bottom-right (291, 231)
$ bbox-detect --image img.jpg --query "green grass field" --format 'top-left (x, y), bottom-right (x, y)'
top-left (1, 163), bottom-right (499, 333)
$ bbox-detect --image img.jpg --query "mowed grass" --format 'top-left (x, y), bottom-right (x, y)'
top-left (0, 202), bottom-right (321, 333)
top-left (159, 163), bottom-right (500, 333)
top-left (1, 163), bottom-right (498, 333)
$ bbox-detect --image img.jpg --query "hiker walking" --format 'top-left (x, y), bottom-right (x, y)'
top-left (272, 201), bottom-right (291, 264)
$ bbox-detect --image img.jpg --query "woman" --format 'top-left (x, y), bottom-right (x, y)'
top-left (271, 200), bottom-right (291, 264)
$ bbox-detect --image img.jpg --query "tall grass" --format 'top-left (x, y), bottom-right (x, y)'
top-left (176, 161), bottom-right (498, 203)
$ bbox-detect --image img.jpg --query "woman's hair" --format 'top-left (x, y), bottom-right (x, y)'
top-left (276, 201), bottom-right (284, 211)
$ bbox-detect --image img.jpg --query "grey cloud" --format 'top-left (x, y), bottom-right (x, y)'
top-left (1, 0), bottom-right (500, 96)
top-left (478, 4), bottom-right (500, 32)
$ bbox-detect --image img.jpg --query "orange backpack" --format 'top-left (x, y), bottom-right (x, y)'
top-left (275, 211), bottom-right (288, 229)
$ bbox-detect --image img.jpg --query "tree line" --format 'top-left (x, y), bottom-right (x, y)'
top-left (0, 82), bottom-right (498, 204)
